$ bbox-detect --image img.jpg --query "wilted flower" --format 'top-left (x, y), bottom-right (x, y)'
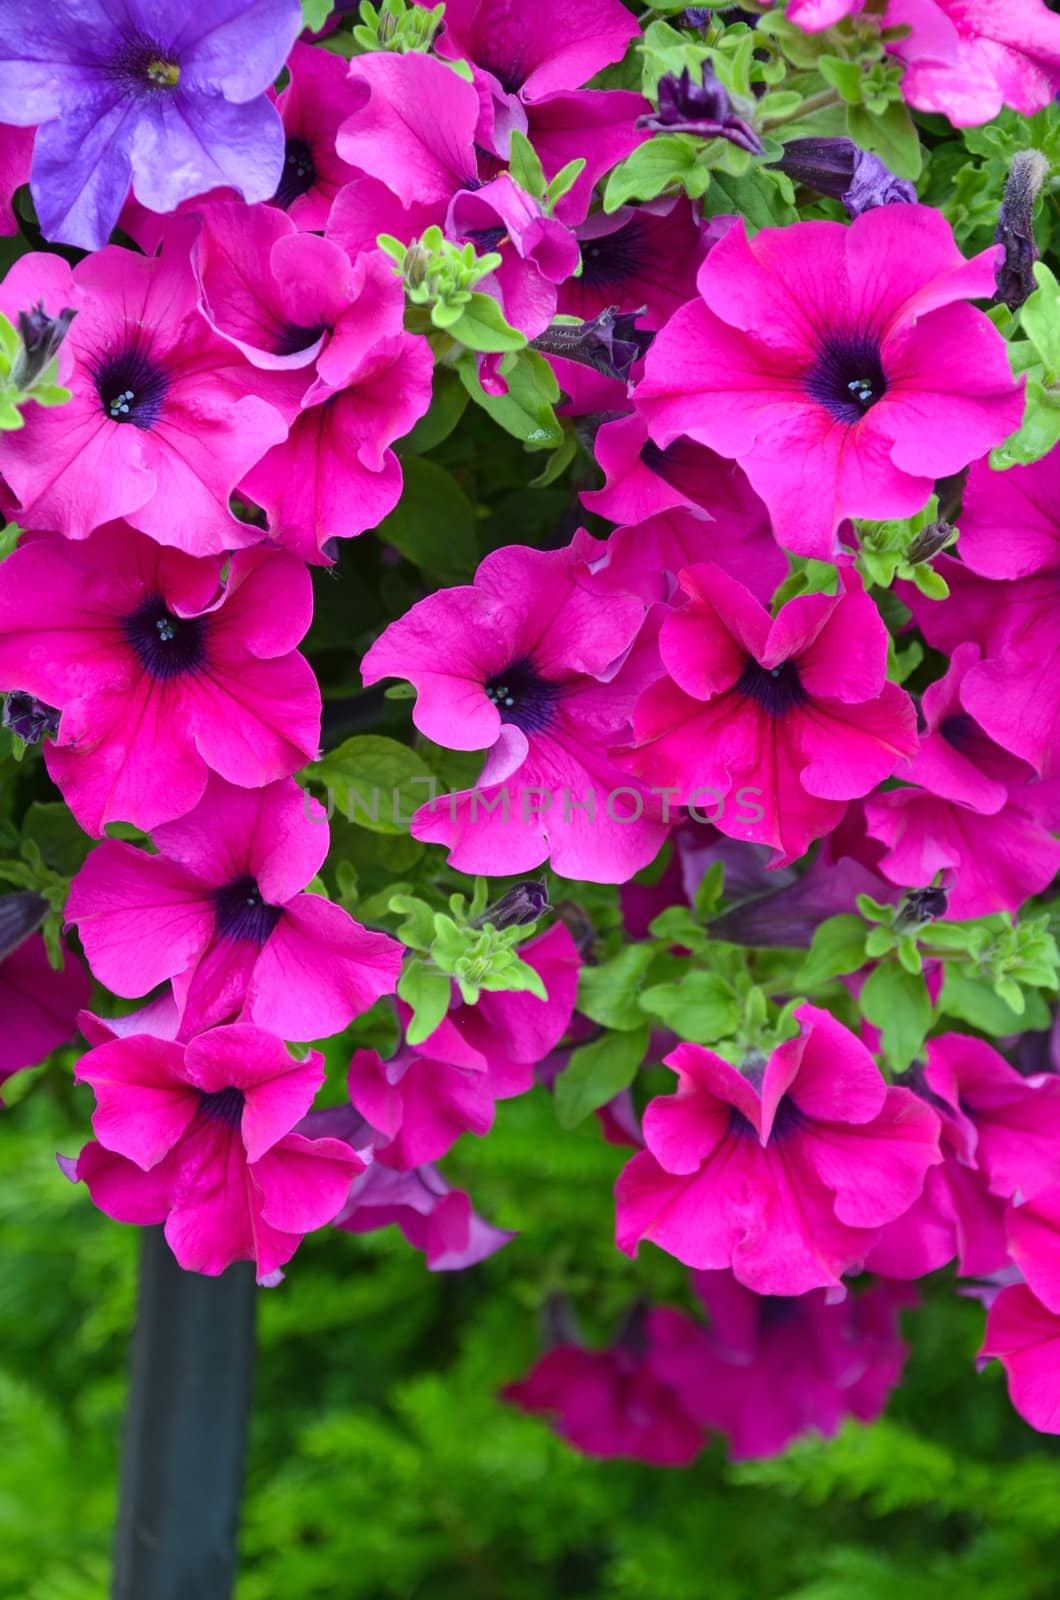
top-left (995, 148), bottom-right (1051, 311)
top-left (10, 300), bottom-right (76, 389)
top-left (637, 66), bottom-right (764, 156)
top-left (531, 308), bottom-right (653, 383)
top-left (772, 137), bottom-right (917, 217)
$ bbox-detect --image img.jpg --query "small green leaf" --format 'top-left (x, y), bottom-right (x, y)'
top-left (861, 962), bottom-right (932, 1070)
top-left (555, 1024), bottom-right (650, 1129)
top-left (638, 971), bottom-right (740, 1045)
top-left (310, 736), bottom-right (436, 836)
top-left (399, 959), bottom-right (452, 1046)
top-left (578, 944), bottom-right (660, 1031)
top-left (796, 914), bottom-right (869, 990)
top-left (508, 130), bottom-right (547, 201)
top-left (445, 292), bottom-right (527, 353)
top-left (300, 0), bottom-right (332, 30)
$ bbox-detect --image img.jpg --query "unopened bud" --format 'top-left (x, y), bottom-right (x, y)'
top-left (3, 690), bottom-right (60, 745)
top-left (473, 880), bottom-right (549, 930)
top-left (894, 884), bottom-right (948, 934)
top-left (906, 518), bottom-right (956, 565)
top-left (11, 301), bottom-right (77, 390)
top-left (403, 239), bottom-right (431, 289)
top-left (995, 148), bottom-right (1051, 312)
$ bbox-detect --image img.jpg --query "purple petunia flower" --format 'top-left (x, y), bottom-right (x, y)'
top-left (0, 0), bottom-right (303, 250)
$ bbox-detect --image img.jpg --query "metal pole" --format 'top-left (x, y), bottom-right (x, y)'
top-left (112, 1227), bottom-right (257, 1600)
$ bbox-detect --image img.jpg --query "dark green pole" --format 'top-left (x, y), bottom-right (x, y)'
top-left (112, 1228), bottom-right (256, 1600)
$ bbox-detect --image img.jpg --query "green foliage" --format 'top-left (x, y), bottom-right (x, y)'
top-left (351, 0), bottom-right (443, 53)
top-left (991, 265), bottom-right (1060, 466)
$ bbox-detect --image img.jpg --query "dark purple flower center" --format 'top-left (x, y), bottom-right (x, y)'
top-left (736, 658), bottom-right (807, 716)
top-left (806, 333), bottom-right (888, 424)
top-left (473, 44), bottom-right (528, 96)
top-left (274, 136), bottom-right (316, 209)
top-left (758, 1295), bottom-right (800, 1330)
top-left (213, 876), bottom-right (283, 946)
top-left (123, 597), bottom-right (206, 680)
top-left (940, 712), bottom-right (978, 749)
top-left (581, 220), bottom-right (649, 291)
top-left (729, 1094), bottom-right (802, 1142)
top-left (464, 226), bottom-right (507, 253)
top-left (198, 1085), bottom-right (246, 1127)
top-left (484, 658), bottom-right (559, 734)
top-left (95, 346), bottom-right (169, 429)
top-left (272, 321), bottom-right (329, 357)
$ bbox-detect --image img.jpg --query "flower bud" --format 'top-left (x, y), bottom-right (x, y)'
top-left (772, 137), bottom-right (916, 218)
top-left (995, 148), bottom-right (1051, 312)
top-left (10, 301), bottom-right (77, 390)
top-left (474, 880), bottom-right (550, 930)
top-left (637, 65), bottom-right (764, 157)
top-left (894, 884), bottom-right (948, 934)
top-left (905, 518), bottom-right (956, 566)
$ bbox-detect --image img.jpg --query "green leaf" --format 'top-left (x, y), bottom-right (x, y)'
top-left (638, 970), bottom-right (740, 1044)
top-left (700, 166), bottom-right (797, 230)
top-left (1020, 263), bottom-right (1060, 381)
top-left (578, 944), bottom-right (660, 1031)
top-left (398, 959), bottom-right (452, 1047)
top-left (507, 130), bottom-right (546, 201)
top-left (397, 370), bottom-right (469, 455)
top-left (818, 55), bottom-right (863, 104)
top-left (796, 914), bottom-right (869, 991)
top-left (375, 456), bottom-right (478, 579)
top-left (990, 376), bottom-right (1060, 468)
top-left (310, 736), bottom-right (436, 836)
top-left (861, 962), bottom-right (932, 1070)
top-left (445, 293), bottom-right (527, 354)
top-left (554, 1024), bottom-right (650, 1129)
top-left (21, 803), bottom-right (92, 877)
top-left (455, 348), bottom-right (563, 450)
top-left (602, 136), bottom-right (709, 212)
top-left (940, 969), bottom-right (1045, 1036)
top-left (847, 100), bottom-right (922, 181)
top-left (545, 158), bottom-right (586, 210)
top-left (299, 0), bottom-right (332, 30)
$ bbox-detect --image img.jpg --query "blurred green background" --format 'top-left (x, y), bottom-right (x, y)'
top-left (4, 1066), bottom-right (1060, 1600)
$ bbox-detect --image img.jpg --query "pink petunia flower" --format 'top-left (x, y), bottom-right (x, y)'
top-left (594, 504), bottom-right (787, 611)
top-left (887, 0), bottom-right (1060, 127)
top-left (0, 239), bottom-right (286, 552)
top-left (270, 41), bottom-right (366, 229)
top-left (347, 921), bottom-right (580, 1167)
top-left (503, 1305), bottom-right (706, 1466)
top-left (865, 1033), bottom-right (1047, 1279)
top-left (0, 524), bottom-right (321, 836)
top-left (63, 1024), bottom-right (364, 1281)
top-left (864, 642), bottom-right (1060, 919)
top-left (981, 1282), bottom-right (1060, 1433)
top-left (332, 1152), bottom-right (516, 1270)
top-left (66, 773), bottom-right (402, 1042)
top-left (361, 532), bottom-right (669, 882)
top-left (423, 0), bottom-right (644, 213)
top-left (0, 121), bottom-right (32, 234)
top-left (557, 197), bottom-right (707, 330)
top-left (624, 563), bottom-right (918, 864)
top-left (634, 206), bottom-right (1024, 560)
top-left (615, 1003), bottom-right (942, 1294)
top-left (0, 906), bottom-right (91, 1094)
top-left (906, 554), bottom-right (1060, 778)
top-left (652, 1270), bottom-right (915, 1460)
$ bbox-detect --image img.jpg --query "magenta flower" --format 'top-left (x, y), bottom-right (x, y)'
top-left (347, 922), bottom-right (580, 1167)
top-left (0, 896), bottom-right (90, 1094)
top-left (270, 41), bottom-right (365, 230)
top-left (625, 563), bottom-right (918, 864)
top-left (558, 198), bottom-right (707, 331)
top-left (889, 0), bottom-right (1060, 127)
top-left (615, 1004), bottom-right (942, 1294)
top-left (503, 1310), bottom-right (706, 1466)
top-left (783, 0), bottom-right (864, 25)
top-left (64, 1025), bottom-right (364, 1280)
top-left (865, 1033), bottom-right (1055, 1280)
top-left (908, 553), bottom-right (1060, 778)
top-left (581, 412), bottom-right (770, 531)
top-left (653, 1270), bottom-right (914, 1460)
top-left (427, 0), bottom-right (644, 216)
top-left (361, 533), bottom-right (668, 882)
top-left (865, 642), bottom-right (1060, 919)
top-left (0, 122), bottom-right (32, 235)
top-left (0, 525), bottom-right (321, 836)
top-left (982, 1280), bottom-right (1060, 1434)
top-left (0, 0), bottom-right (301, 250)
top-left (634, 206), bottom-right (1023, 560)
top-left (0, 243), bottom-right (286, 552)
top-left (66, 774), bottom-right (402, 1041)
top-left (332, 1154), bottom-right (515, 1271)
top-left (596, 505), bottom-right (787, 611)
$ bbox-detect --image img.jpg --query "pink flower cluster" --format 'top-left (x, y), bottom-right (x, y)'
top-left (1, 0), bottom-right (1059, 1452)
